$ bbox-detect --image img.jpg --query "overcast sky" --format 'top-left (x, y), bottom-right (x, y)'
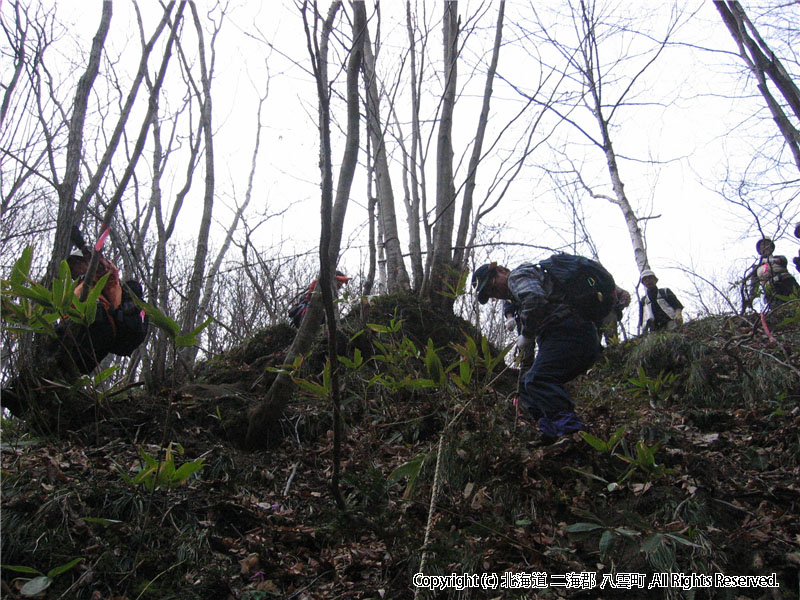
top-left (44, 1), bottom-right (800, 325)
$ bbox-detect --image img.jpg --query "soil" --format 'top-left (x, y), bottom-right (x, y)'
top-left (2, 296), bottom-right (799, 599)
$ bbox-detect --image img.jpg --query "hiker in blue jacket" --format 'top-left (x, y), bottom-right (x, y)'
top-left (472, 261), bottom-right (602, 444)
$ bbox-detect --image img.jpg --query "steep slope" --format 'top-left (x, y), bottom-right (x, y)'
top-left (2, 297), bottom-right (799, 599)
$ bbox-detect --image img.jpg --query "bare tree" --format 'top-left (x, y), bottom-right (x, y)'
top-left (361, 12), bottom-right (411, 293)
top-left (47, 0), bottom-right (112, 286)
top-left (245, 0), bottom-right (365, 449)
top-left (402, 0), bottom-right (428, 290)
top-left (198, 85), bottom-right (270, 325)
top-left (451, 0), bottom-right (505, 274)
top-left (77, 2), bottom-right (186, 306)
top-left (715, 1), bottom-right (800, 172)
top-left (178, 2), bottom-right (221, 365)
top-left (710, 1), bottom-right (800, 241)
top-left (388, 2), bottom-right (528, 306)
top-left (0, 3), bottom-right (55, 255)
top-left (525, 0), bottom-right (690, 274)
top-left (421, 0), bottom-right (458, 304)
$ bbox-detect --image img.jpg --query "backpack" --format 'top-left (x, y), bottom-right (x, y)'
top-left (755, 256), bottom-right (788, 283)
top-left (539, 253), bottom-right (617, 322)
top-left (109, 280), bottom-right (149, 356)
top-left (287, 300), bottom-right (309, 328)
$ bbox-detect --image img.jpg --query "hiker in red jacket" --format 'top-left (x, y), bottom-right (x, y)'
top-left (288, 271), bottom-right (351, 328)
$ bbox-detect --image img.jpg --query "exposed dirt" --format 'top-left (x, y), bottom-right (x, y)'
top-left (2, 296), bottom-right (800, 599)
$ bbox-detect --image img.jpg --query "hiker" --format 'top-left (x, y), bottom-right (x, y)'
top-left (744, 238), bottom-right (799, 312)
top-left (59, 226), bottom-right (149, 374)
top-left (599, 286), bottom-right (631, 345)
top-left (638, 270), bottom-right (683, 333)
top-left (794, 223), bottom-right (800, 274)
top-left (472, 255), bottom-right (613, 444)
top-left (288, 270), bottom-right (351, 328)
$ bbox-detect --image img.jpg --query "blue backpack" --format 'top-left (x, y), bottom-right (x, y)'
top-left (539, 254), bottom-right (616, 322)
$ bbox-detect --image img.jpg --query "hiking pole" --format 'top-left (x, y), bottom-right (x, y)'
top-left (513, 346), bottom-right (522, 433)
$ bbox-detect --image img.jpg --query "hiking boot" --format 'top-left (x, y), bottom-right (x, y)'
top-left (537, 411), bottom-right (584, 438)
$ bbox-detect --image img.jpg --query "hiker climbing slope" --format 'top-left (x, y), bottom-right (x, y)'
top-left (745, 237), bottom-right (799, 312)
top-left (472, 254), bottom-right (615, 444)
top-left (288, 271), bottom-right (351, 328)
top-left (1, 226), bottom-right (149, 418)
top-left (599, 286), bottom-right (631, 345)
top-left (59, 225), bottom-right (149, 374)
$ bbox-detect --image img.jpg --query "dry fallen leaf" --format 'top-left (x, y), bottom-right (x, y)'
top-left (239, 553), bottom-right (260, 576)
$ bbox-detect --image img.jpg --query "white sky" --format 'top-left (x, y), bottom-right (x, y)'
top-left (36, 1), bottom-right (800, 324)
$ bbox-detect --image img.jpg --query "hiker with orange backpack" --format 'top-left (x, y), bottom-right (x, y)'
top-left (61, 225), bottom-right (149, 374)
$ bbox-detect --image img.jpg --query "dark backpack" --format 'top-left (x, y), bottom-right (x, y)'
top-left (287, 300), bottom-right (309, 328)
top-left (110, 280), bottom-right (149, 356)
top-left (539, 253), bottom-right (616, 322)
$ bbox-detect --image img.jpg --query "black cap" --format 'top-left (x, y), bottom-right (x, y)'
top-left (756, 238), bottom-right (774, 255)
top-left (472, 264), bottom-right (496, 304)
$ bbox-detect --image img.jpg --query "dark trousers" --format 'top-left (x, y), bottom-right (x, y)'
top-left (766, 275), bottom-right (800, 310)
top-left (519, 316), bottom-right (600, 419)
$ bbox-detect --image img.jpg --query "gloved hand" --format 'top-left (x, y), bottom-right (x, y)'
top-left (504, 316), bottom-right (517, 333)
top-left (70, 225), bottom-right (87, 250)
top-left (515, 335), bottom-right (533, 350)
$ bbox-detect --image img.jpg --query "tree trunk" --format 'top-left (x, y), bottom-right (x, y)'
top-left (74, 2), bottom-right (176, 225)
top-left (47, 0), bottom-right (112, 286)
top-left (578, 0), bottom-right (653, 274)
top-left (598, 120), bottom-right (650, 272)
top-left (180, 2), bottom-right (218, 365)
top-left (78, 2), bottom-right (185, 304)
top-left (452, 0), bottom-right (505, 273)
top-left (715, 1), bottom-right (800, 171)
top-left (199, 89), bottom-right (268, 320)
top-left (361, 144), bottom-right (378, 296)
top-left (361, 24), bottom-right (411, 293)
top-left (245, 0), bottom-right (364, 449)
top-left (423, 0), bottom-right (458, 305)
top-left (0, 2), bottom-right (27, 130)
top-left (403, 0), bottom-right (426, 291)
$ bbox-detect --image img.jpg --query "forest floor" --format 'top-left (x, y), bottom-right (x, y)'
top-left (2, 294), bottom-right (800, 599)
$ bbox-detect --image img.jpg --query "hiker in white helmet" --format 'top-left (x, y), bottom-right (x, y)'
top-left (638, 270), bottom-right (683, 333)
